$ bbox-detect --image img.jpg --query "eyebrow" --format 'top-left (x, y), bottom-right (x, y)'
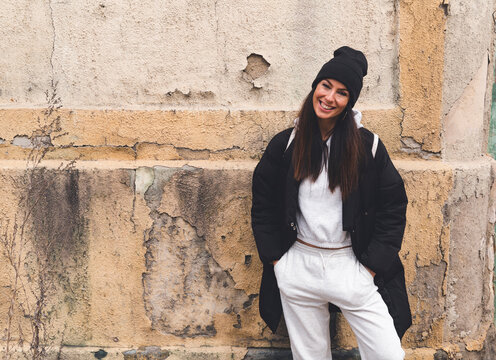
top-left (323, 80), bottom-right (348, 92)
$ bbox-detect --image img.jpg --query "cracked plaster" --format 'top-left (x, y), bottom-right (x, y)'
top-left (444, 163), bottom-right (493, 343)
top-left (0, 107), bottom-right (406, 161)
top-left (0, 160), bottom-right (493, 355)
top-left (399, 0), bottom-right (446, 153)
top-left (397, 160), bottom-right (453, 348)
top-left (443, 57), bottom-right (488, 161)
top-left (442, 0), bottom-right (494, 117)
top-left (1, 0), bottom-right (496, 357)
top-left (1, 0), bottom-right (398, 109)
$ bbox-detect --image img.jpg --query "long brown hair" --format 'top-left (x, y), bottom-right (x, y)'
top-left (292, 89), bottom-right (364, 199)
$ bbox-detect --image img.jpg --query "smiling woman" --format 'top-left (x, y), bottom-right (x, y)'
top-left (251, 47), bottom-right (411, 360)
top-left (312, 79), bottom-right (350, 136)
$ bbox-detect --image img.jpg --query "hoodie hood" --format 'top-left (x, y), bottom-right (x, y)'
top-left (352, 109), bottom-right (363, 128)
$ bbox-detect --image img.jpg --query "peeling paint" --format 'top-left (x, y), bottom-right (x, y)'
top-left (11, 135), bottom-right (52, 149)
top-left (162, 89), bottom-right (215, 104)
top-left (242, 54), bottom-right (270, 89)
top-left (140, 166), bottom-right (253, 337)
top-left (142, 212), bottom-right (249, 337)
top-left (400, 136), bottom-right (439, 159)
top-left (123, 346), bottom-right (170, 359)
top-left (444, 164), bottom-right (492, 342)
top-left (135, 167), bottom-right (155, 195)
top-left (439, 0), bottom-right (450, 17)
top-left (0, 0), bottom-right (495, 356)
top-left (12, 135), bottom-right (33, 148)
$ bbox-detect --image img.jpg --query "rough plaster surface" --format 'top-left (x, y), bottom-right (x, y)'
top-left (443, 58), bottom-right (488, 161)
top-left (399, 0), bottom-right (446, 153)
top-left (1, 0), bottom-right (398, 109)
top-left (0, 160), bottom-right (494, 358)
top-left (0, 345), bottom-right (454, 360)
top-left (0, 168), bottom-right (92, 346)
top-left (1, 0), bottom-right (496, 358)
top-left (0, 163), bottom-right (287, 350)
top-left (442, 0), bottom-right (494, 117)
top-left (141, 167), bottom-right (255, 337)
top-left (27, 169), bottom-right (91, 344)
top-left (399, 160), bottom-right (453, 348)
top-left (445, 162), bottom-right (493, 342)
top-left (140, 166), bottom-right (272, 342)
top-left (0, 0), bottom-right (52, 105)
top-left (0, 108), bottom-right (403, 161)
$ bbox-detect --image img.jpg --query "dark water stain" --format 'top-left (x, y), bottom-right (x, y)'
top-left (25, 168), bottom-right (90, 339)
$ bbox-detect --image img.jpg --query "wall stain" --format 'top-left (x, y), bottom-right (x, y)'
top-left (141, 166), bottom-right (251, 337)
top-left (26, 168), bottom-right (90, 341)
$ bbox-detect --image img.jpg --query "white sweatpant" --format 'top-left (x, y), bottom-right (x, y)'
top-left (274, 241), bottom-right (404, 360)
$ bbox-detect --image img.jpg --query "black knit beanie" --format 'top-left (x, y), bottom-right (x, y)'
top-left (311, 46), bottom-right (368, 108)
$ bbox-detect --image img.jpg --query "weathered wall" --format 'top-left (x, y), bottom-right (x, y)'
top-left (1, 0), bottom-right (496, 359)
top-left (1, 0), bottom-right (398, 109)
top-left (442, 0), bottom-right (494, 161)
top-left (0, 161), bottom-right (472, 355)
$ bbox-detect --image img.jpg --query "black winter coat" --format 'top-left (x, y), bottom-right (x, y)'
top-left (251, 126), bottom-right (412, 339)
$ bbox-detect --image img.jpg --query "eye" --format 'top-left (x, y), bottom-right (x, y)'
top-left (338, 91), bottom-right (348, 97)
top-left (322, 82), bottom-right (330, 89)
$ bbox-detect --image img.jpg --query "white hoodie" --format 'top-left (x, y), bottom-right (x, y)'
top-left (293, 109), bottom-right (363, 247)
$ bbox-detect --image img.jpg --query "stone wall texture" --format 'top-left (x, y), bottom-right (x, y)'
top-left (1, 1), bottom-right (496, 359)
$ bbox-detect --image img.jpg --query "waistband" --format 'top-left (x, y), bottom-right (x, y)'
top-left (296, 238), bottom-right (352, 250)
top-left (293, 240), bottom-right (355, 258)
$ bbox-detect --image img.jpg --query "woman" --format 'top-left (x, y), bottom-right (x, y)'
top-left (251, 47), bottom-right (411, 360)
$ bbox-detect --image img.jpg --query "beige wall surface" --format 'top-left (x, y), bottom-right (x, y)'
top-left (1, 0), bottom-right (496, 359)
top-left (1, 0), bottom-right (398, 109)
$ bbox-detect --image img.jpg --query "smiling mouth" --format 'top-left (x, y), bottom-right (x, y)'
top-left (320, 101), bottom-right (336, 111)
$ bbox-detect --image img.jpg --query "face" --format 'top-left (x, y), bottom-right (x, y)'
top-left (312, 79), bottom-right (350, 122)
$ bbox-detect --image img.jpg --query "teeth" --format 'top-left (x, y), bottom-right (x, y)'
top-left (320, 102), bottom-right (334, 110)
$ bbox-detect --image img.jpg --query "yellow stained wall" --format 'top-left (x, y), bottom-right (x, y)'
top-left (1, 0), bottom-right (495, 359)
top-left (399, 0), bottom-right (447, 154)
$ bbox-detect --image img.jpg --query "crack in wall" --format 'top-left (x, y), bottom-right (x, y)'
top-left (213, 0), bottom-right (229, 79)
top-left (130, 169), bottom-right (138, 232)
top-left (400, 136), bottom-right (440, 159)
top-left (439, 0), bottom-right (450, 17)
top-left (162, 89), bottom-right (216, 105)
top-left (48, 0), bottom-right (57, 92)
top-left (409, 263), bottom-right (447, 344)
top-left (399, 108), bottom-right (441, 158)
top-left (3, 140), bottom-right (254, 161)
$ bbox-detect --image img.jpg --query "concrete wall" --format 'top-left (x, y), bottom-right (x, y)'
top-left (1, 1), bottom-right (495, 359)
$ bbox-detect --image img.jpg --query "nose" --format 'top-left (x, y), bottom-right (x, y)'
top-left (325, 89), bottom-right (336, 103)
